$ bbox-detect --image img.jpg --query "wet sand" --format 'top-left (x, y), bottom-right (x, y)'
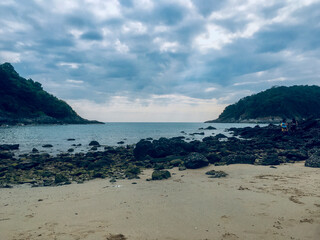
top-left (0, 162), bottom-right (319, 240)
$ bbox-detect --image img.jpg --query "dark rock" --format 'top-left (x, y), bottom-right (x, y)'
top-left (206, 153), bottom-right (222, 164)
top-left (190, 132), bottom-right (205, 136)
top-left (178, 165), bottom-right (187, 171)
top-left (184, 152), bottom-right (209, 169)
top-left (67, 138), bottom-right (75, 141)
top-left (214, 133), bottom-right (227, 139)
top-left (152, 170), bottom-right (171, 180)
top-left (205, 170), bottom-right (228, 178)
top-left (170, 159), bottom-right (182, 167)
top-left (0, 144), bottom-right (19, 150)
top-left (91, 146), bottom-right (98, 151)
top-left (110, 178), bottom-right (117, 183)
top-left (32, 148), bottom-right (39, 153)
top-left (0, 151), bottom-right (13, 159)
top-left (204, 126), bottom-right (217, 130)
top-left (42, 144), bottom-right (53, 148)
top-left (224, 154), bottom-right (256, 165)
top-left (259, 154), bottom-right (280, 165)
top-left (67, 148), bottom-right (74, 152)
top-left (305, 150), bottom-right (320, 168)
top-left (16, 161), bottom-right (40, 170)
top-left (117, 141), bottom-right (125, 144)
top-left (279, 150), bottom-right (308, 161)
top-left (54, 174), bottom-right (70, 184)
top-left (89, 141), bottom-right (100, 146)
top-left (125, 165), bottom-right (141, 179)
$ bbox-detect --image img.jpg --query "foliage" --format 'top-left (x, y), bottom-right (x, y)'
top-left (0, 62), bottom-right (86, 122)
top-left (216, 85), bottom-right (320, 121)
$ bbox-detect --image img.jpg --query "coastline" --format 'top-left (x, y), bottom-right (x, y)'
top-left (1, 162), bottom-right (319, 240)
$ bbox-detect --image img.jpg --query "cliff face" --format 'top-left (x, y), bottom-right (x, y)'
top-left (0, 63), bottom-right (101, 125)
top-left (206, 85), bottom-right (320, 123)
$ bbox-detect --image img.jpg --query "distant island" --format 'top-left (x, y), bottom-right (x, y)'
top-left (206, 85), bottom-right (320, 123)
top-left (0, 63), bottom-right (102, 125)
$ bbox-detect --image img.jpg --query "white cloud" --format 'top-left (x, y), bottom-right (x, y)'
top-left (122, 21), bottom-right (147, 34)
top-left (204, 87), bottom-right (216, 92)
top-left (0, 51), bottom-right (21, 63)
top-left (58, 62), bottom-right (80, 69)
top-left (67, 94), bottom-right (227, 122)
top-left (66, 79), bottom-right (84, 84)
top-left (115, 39), bottom-right (129, 53)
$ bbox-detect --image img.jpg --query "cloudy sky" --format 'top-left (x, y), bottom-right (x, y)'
top-left (1, 0), bottom-right (319, 122)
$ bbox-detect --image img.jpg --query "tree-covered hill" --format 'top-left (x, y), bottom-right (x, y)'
top-left (0, 62), bottom-right (101, 125)
top-left (206, 85), bottom-right (320, 123)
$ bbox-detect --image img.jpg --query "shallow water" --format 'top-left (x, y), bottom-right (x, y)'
top-left (0, 122), bottom-right (264, 155)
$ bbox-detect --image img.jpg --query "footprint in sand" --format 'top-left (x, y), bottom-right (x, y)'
top-left (289, 196), bottom-right (304, 204)
top-left (221, 232), bottom-right (239, 240)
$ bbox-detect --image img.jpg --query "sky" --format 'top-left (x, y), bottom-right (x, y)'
top-left (0, 0), bottom-right (320, 122)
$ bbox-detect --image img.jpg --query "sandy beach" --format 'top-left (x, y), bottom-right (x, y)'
top-left (0, 162), bottom-right (319, 240)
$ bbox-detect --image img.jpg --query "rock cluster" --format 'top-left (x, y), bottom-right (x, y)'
top-left (1, 118), bottom-right (320, 187)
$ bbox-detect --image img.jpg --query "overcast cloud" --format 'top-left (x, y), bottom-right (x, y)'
top-left (1, 0), bottom-right (319, 121)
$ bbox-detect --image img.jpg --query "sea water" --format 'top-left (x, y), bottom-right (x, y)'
top-left (0, 122), bottom-right (264, 155)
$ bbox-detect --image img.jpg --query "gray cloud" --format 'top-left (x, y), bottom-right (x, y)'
top-left (0, 0), bottom-right (319, 121)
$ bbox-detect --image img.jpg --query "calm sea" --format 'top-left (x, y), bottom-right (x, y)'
top-left (0, 122), bottom-right (263, 155)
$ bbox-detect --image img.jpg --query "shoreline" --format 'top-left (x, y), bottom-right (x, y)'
top-left (1, 162), bottom-right (319, 240)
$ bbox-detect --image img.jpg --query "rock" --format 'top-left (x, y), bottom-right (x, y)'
top-left (0, 144), bottom-right (19, 150)
top-left (67, 138), bottom-right (75, 141)
top-left (184, 152), bottom-right (209, 169)
top-left (91, 146), bottom-right (98, 151)
top-left (152, 170), bottom-right (171, 180)
top-left (205, 170), bottom-right (228, 178)
top-left (206, 153), bottom-right (221, 164)
top-left (214, 133), bottom-right (227, 139)
top-left (54, 174), bottom-right (70, 184)
top-left (170, 159), bottom-right (182, 167)
top-left (259, 154), bottom-right (280, 165)
top-left (178, 164), bottom-right (187, 171)
top-left (305, 151), bottom-right (320, 168)
top-left (125, 165), bottom-right (141, 179)
top-left (279, 150), bottom-right (308, 161)
top-left (204, 126), bottom-right (217, 130)
top-left (32, 148), bottom-right (39, 153)
top-left (0, 151), bottom-right (13, 159)
top-left (89, 141), bottom-right (100, 146)
top-left (117, 141), bottom-right (125, 144)
top-left (42, 144), bottom-right (53, 148)
top-left (110, 178), bottom-right (117, 183)
top-left (224, 154), bottom-right (256, 165)
top-left (67, 148), bottom-right (74, 152)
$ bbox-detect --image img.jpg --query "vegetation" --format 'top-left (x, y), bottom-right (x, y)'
top-left (207, 85), bottom-right (320, 122)
top-left (0, 62), bottom-right (100, 124)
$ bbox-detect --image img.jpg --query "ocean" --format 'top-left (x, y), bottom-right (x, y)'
top-left (0, 122), bottom-right (264, 155)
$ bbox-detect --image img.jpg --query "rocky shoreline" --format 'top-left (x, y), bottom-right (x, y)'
top-left (1, 119), bottom-right (319, 188)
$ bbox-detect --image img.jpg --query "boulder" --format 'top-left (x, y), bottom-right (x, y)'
top-left (152, 170), bottom-right (171, 180)
top-left (42, 144), bottom-right (53, 148)
top-left (184, 152), bottom-right (209, 169)
top-left (89, 141), bottom-right (100, 146)
top-left (0, 151), bottom-right (14, 159)
top-left (305, 151), bottom-right (320, 168)
top-left (204, 126), bottom-right (217, 130)
top-left (259, 154), bottom-right (280, 165)
top-left (32, 148), bottom-right (39, 153)
top-left (206, 153), bottom-right (222, 164)
top-left (0, 144), bottom-right (19, 150)
top-left (224, 154), bottom-right (256, 165)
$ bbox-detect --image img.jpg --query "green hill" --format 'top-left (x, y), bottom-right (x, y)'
top-left (0, 62), bottom-right (101, 125)
top-left (206, 85), bottom-right (320, 123)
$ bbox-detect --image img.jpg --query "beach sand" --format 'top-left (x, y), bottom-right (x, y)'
top-left (0, 162), bottom-right (319, 240)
